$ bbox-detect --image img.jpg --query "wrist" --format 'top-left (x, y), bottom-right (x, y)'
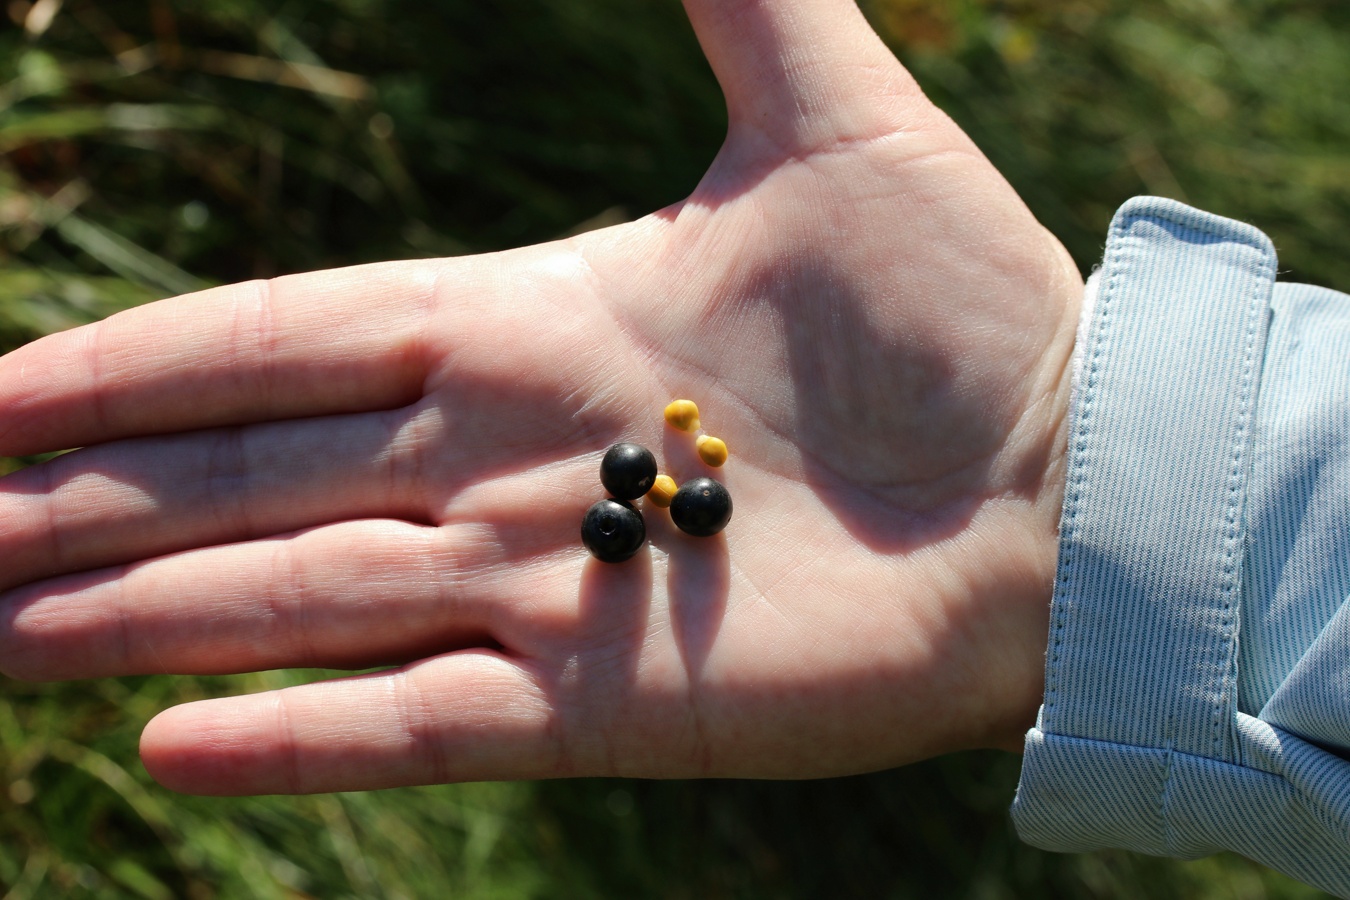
top-left (982, 252), bottom-right (1086, 752)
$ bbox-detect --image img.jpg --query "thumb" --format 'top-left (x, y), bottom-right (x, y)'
top-left (681, 0), bottom-right (931, 150)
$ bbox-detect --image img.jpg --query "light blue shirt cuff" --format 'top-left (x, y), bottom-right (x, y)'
top-left (1011, 197), bottom-right (1350, 897)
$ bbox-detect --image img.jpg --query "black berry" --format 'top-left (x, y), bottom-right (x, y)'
top-left (600, 442), bottom-right (657, 500)
top-left (581, 499), bottom-right (646, 563)
top-left (670, 477), bottom-right (732, 537)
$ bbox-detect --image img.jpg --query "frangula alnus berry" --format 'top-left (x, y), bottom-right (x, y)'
top-left (581, 498), bottom-right (646, 563)
top-left (669, 476), bottom-right (732, 537)
top-left (600, 442), bottom-right (657, 501)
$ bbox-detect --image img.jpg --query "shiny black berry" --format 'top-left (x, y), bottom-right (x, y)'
top-left (670, 477), bottom-right (732, 537)
top-left (581, 499), bottom-right (646, 563)
top-left (600, 442), bottom-right (657, 500)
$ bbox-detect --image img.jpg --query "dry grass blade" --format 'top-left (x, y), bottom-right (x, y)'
top-left (0, 851), bottom-right (50, 900)
top-left (192, 50), bottom-right (371, 102)
top-left (48, 212), bottom-right (207, 295)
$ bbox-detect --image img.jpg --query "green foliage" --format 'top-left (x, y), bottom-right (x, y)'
top-left (872, 0), bottom-right (1350, 289)
top-left (1, 0), bottom-right (1345, 897)
top-left (1, 673), bottom-right (549, 899)
top-left (0, 0), bottom-right (723, 308)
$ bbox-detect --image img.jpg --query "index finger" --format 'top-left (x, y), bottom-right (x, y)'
top-left (0, 259), bottom-right (443, 456)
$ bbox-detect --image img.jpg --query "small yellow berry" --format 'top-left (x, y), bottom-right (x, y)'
top-left (696, 434), bottom-right (728, 467)
top-left (664, 399), bottom-right (701, 432)
top-left (647, 474), bottom-right (678, 508)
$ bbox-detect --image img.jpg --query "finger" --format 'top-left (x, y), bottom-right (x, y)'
top-left (0, 258), bottom-right (441, 456)
top-left (0, 406), bottom-right (433, 592)
top-left (0, 518), bottom-right (569, 681)
top-left (681, 0), bottom-right (927, 149)
top-left (140, 651), bottom-right (570, 794)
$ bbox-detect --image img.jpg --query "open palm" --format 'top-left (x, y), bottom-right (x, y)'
top-left (0, 0), bottom-right (1082, 793)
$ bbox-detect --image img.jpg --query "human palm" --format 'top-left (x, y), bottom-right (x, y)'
top-left (0, 0), bottom-right (1082, 793)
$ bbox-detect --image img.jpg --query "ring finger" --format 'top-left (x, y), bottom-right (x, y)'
top-left (0, 517), bottom-right (574, 680)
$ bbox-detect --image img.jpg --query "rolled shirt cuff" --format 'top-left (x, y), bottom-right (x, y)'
top-left (1011, 197), bottom-right (1350, 897)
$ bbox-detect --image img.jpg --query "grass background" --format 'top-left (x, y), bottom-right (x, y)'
top-left (1, 0), bottom-right (1347, 896)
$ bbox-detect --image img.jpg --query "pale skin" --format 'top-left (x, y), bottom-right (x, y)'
top-left (0, 0), bottom-right (1082, 794)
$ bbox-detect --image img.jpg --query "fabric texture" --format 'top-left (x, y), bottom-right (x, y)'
top-left (1012, 196), bottom-right (1350, 896)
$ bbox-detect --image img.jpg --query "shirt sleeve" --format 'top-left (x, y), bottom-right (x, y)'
top-left (1010, 196), bottom-right (1350, 897)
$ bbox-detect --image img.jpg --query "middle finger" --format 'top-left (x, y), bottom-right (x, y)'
top-left (0, 405), bottom-right (437, 592)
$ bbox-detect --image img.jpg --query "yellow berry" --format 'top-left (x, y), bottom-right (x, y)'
top-left (664, 399), bottom-right (700, 432)
top-left (696, 434), bottom-right (728, 467)
top-left (647, 474), bottom-right (678, 508)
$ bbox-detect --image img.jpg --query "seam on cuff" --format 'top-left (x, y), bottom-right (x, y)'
top-left (1219, 239), bottom-right (1272, 768)
top-left (1044, 231), bottom-right (1118, 719)
top-left (1160, 738), bottom-right (1177, 854)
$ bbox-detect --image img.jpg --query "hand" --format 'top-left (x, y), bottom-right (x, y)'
top-left (0, 0), bottom-right (1082, 794)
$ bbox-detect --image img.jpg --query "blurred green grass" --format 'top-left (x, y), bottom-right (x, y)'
top-left (0, 0), bottom-right (1345, 897)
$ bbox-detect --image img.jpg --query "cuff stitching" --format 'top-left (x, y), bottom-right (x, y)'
top-left (1214, 241), bottom-right (1272, 765)
top-left (1044, 220), bottom-right (1122, 715)
top-left (1160, 736), bottom-right (1178, 854)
